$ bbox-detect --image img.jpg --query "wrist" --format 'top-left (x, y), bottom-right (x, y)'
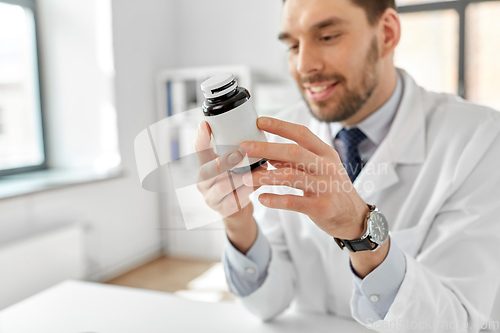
top-left (225, 219), bottom-right (257, 254)
top-left (224, 206), bottom-right (258, 254)
top-left (350, 236), bottom-right (390, 278)
top-left (333, 203), bottom-right (390, 254)
top-left (330, 202), bottom-right (370, 240)
top-left (223, 202), bottom-right (254, 233)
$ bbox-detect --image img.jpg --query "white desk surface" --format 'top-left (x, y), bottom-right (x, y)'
top-left (0, 280), bottom-right (371, 333)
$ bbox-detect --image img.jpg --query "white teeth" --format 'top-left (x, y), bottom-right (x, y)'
top-left (309, 85), bottom-right (329, 93)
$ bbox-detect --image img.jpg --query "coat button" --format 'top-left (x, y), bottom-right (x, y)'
top-left (245, 267), bottom-right (256, 274)
top-left (370, 294), bottom-right (380, 302)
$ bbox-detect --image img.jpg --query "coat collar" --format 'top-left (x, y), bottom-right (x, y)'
top-left (307, 69), bottom-right (426, 200)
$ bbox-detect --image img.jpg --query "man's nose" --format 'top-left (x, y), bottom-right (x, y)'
top-left (296, 43), bottom-right (324, 75)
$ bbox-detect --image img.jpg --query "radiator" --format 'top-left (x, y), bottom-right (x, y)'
top-left (0, 223), bottom-right (86, 310)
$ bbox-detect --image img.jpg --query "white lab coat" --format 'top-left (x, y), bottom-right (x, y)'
top-left (237, 70), bottom-right (500, 332)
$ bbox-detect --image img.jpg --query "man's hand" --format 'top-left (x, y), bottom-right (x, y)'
top-left (240, 116), bottom-right (369, 240)
top-left (240, 116), bottom-right (389, 277)
top-left (194, 120), bottom-right (265, 254)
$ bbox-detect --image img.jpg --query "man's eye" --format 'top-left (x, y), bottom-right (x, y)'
top-left (288, 45), bottom-right (299, 52)
top-left (321, 35), bottom-right (339, 41)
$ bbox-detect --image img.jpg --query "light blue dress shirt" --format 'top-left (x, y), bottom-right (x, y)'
top-left (222, 71), bottom-right (407, 320)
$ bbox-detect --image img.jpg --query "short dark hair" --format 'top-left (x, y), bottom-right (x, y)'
top-left (351, 0), bottom-right (397, 25)
top-left (283, 0), bottom-right (398, 26)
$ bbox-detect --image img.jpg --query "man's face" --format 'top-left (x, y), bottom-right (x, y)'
top-left (280, 0), bottom-right (382, 123)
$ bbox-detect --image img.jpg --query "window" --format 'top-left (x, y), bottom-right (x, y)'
top-left (0, 0), bottom-right (46, 177)
top-left (395, 0), bottom-right (500, 111)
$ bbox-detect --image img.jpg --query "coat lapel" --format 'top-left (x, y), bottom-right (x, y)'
top-left (357, 70), bottom-right (427, 200)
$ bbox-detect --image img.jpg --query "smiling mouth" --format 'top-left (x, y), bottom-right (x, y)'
top-left (305, 82), bottom-right (339, 102)
top-left (309, 84), bottom-right (333, 93)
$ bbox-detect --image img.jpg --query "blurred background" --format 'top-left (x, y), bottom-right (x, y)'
top-left (0, 0), bottom-right (499, 310)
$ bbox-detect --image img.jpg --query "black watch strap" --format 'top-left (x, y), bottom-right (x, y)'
top-left (334, 237), bottom-right (375, 252)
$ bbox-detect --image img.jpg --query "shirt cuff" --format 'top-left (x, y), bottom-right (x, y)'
top-left (349, 235), bottom-right (407, 319)
top-left (222, 224), bottom-right (271, 296)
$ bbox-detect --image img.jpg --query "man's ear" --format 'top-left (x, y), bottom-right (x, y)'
top-left (378, 8), bottom-right (401, 58)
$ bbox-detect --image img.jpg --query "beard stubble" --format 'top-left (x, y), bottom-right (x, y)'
top-left (301, 36), bottom-right (381, 123)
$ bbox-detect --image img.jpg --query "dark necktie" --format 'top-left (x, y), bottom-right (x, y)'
top-left (336, 128), bottom-right (367, 182)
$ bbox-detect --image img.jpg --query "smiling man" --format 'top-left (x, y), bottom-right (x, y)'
top-left (280, 2), bottom-right (390, 126)
top-left (194, 0), bottom-right (500, 331)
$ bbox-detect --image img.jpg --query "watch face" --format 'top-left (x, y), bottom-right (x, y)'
top-left (368, 212), bottom-right (389, 244)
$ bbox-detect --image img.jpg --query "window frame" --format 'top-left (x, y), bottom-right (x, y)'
top-left (0, 0), bottom-right (48, 177)
top-left (398, 0), bottom-right (500, 99)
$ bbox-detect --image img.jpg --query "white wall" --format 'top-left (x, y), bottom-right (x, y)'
top-left (174, 0), bottom-right (290, 81)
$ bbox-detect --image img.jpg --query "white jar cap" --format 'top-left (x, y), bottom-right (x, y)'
top-left (201, 73), bottom-right (238, 99)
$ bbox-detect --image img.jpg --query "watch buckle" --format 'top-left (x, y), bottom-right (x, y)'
top-left (334, 237), bottom-right (345, 250)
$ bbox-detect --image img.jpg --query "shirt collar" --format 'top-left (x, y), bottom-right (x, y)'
top-left (329, 71), bottom-right (404, 145)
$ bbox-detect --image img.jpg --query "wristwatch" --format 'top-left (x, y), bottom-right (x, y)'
top-left (333, 204), bottom-right (389, 252)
